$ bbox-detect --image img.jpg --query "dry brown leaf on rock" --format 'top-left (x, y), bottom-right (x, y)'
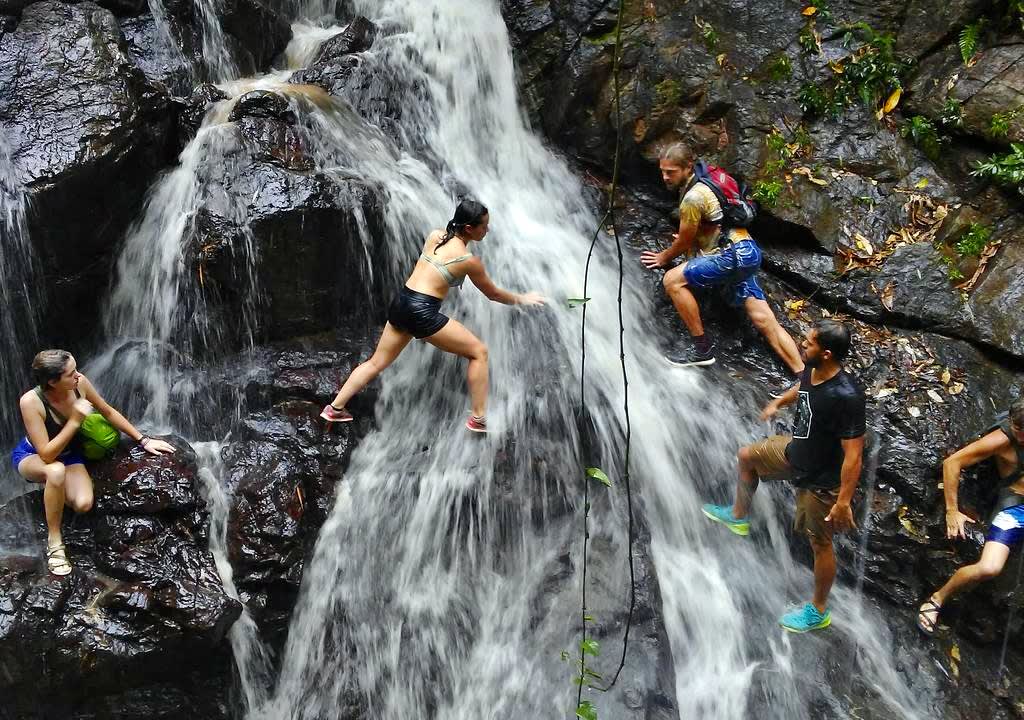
top-left (880, 282), bottom-right (895, 311)
top-left (955, 240), bottom-right (1002, 293)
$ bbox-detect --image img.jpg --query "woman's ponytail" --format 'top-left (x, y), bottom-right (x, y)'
top-left (435, 198), bottom-right (488, 252)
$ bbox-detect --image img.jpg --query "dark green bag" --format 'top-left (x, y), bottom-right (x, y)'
top-left (78, 412), bottom-right (120, 460)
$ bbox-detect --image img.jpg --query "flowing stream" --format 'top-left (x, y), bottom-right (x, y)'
top-left (87, 1), bottom-right (941, 718)
top-left (0, 129), bottom-right (40, 503)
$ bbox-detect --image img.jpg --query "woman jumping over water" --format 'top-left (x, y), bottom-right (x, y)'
top-left (321, 199), bottom-right (544, 432)
top-left (13, 350), bottom-right (175, 576)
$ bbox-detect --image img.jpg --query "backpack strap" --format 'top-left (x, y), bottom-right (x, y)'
top-left (35, 386), bottom-right (66, 425)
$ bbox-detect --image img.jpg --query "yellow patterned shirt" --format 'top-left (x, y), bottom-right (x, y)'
top-left (679, 180), bottom-right (751, 253)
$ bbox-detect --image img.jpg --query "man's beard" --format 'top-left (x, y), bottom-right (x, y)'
top-left (803, 353), bottom-right (822, 368)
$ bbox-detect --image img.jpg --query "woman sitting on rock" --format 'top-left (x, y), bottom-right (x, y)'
top-left (321, 199), bottom-right (545, 432)
top-left (12, 349), bottom-right (175, 576)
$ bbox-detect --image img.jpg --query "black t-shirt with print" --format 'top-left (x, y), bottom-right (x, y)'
top-left (785, 368), bottom-right (866, 490)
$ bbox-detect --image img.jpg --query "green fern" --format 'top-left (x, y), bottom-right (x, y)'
top-left (958, 20), bottom-right (984, 64)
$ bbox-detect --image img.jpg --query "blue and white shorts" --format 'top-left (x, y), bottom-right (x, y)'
top-left (988, 504), bottom-right (1024, 547)
top-left (682, 239), bottom-right (767, 307)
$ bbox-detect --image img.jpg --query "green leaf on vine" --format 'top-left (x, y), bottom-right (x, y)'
top-left (567, 297), bottom-right (592, 308)
top-left (586, 467), bottom-right (612, 487)
top-left (581, 638), bottom-right (601, 657)
top-left (576, 700), bottom-right (598, 720)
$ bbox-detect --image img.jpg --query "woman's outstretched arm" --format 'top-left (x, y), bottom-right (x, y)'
top-left (464, 258), bottom-right (544, 306)
top-left (77, 375), bottom-right (176, 455)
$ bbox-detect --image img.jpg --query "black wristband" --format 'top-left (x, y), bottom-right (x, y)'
top-left (137, 435), bottom-right (150, 447)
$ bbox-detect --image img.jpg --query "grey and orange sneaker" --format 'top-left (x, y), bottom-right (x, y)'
top-left (320, 405), bottom-right (354, 423)
top-left (466, 415), bottom-right (487, 433)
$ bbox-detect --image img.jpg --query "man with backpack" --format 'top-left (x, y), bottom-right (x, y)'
top-left (917, 398), bottom-right (1024, 636)
top-left (641, 142), bottom-right (804, 371)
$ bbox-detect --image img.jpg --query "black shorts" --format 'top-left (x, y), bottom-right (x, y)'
top-left (387, 287), bottom-right (450, 339)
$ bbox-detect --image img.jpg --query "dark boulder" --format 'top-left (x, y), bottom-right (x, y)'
top-left (120, 11), bottom-right (193, 96)
top-left (184, 99), bottom-right (389, 343)
top-left (0, 0), bottom-right (177, 346)
top-left (0, 437), bottom-right (240, 718)
top-left (154, 0), bottom-right (290, 80)
top-left (177, 83), bottom-right (231, 146)
top-left (224, 400), bottom-right (363, 587)
top-left (312, 14), bottom-right (377, 65)
top-left (0, 0), bottom-right (147, 16)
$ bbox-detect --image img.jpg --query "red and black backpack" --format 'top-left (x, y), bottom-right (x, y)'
top-left (693, 160), bottom-right (758, 233)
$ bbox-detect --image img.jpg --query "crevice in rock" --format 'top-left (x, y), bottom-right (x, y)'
top-left (761, 254), bottom-right (1024, 375)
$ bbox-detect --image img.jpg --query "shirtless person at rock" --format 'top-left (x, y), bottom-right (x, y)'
top-left (917, 398), bottom-right (1024, 635)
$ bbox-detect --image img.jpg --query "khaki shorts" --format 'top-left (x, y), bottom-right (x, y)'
top-left (746, 435), bottom-right (839, 543)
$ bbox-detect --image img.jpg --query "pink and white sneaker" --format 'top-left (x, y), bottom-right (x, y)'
top-left (320, 405), bottom-right (354, 423)
top-left (465, 415), bottom-right (487, 433)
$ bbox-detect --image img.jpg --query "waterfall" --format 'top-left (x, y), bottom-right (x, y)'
top-left (245, 2), bottom-right (937, 718)
top-left (0, 131), bottom-right (40, 502)
top-left (91, 1), bottom-right (940, 717)
top-left (196, 441), bottom-right (274, 714)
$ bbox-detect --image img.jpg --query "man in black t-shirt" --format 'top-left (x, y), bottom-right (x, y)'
top-left (701, 320), bottom-right (866, 633)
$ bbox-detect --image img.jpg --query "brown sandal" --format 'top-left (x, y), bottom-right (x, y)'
top-left (917, 597), bottom-right (941, 636)
top-left (45, 543), bottom-right (72, 577)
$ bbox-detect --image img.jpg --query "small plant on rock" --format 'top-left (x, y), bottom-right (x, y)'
top-left (989, 106), bottom-right (1022, 138)
top-left (765, 53), bottom-right (793, 82)
top-left (797, 23), bottom-right (912, 120)
top-left (958, 18), bottom-right (985, 64)
top-left (955, 222), bottom-right (993, 258)
top-left (939, 98), bottom-right (964, 129)
top-left (753, 179), bottom-right (785, 207)
top-left (973, 143), bottom-right (1024, 194)
top-left (901, 115), bottom-right (946, 161)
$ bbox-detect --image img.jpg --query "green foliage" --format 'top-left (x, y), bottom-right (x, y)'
top-left (900, 115), bottom-right (946, 161)
top-left (959, 19), bottom-right (985, 64)
top-left (586, 467), bottom-right (612, 487)
top-left (797, 83), bottom-right (836, 117)
top-left (833, 24), bottom-right (909, 109)
top-left (807, 0), bottom-right (832, 20)
top-left (956, 222), bottom-right (992, 258)
top-left (576, 701), bottom-right (598, 720)
top-left (798, 24), bottom-right (821, 54)
top-left (751, 127), bottom-right (813, 208)
top-left (764, 53), bottom-right (793, 82)
top-left (654, 79), bottom-right (682, 111)
top-left (798, 23), bottom-right (911, 120)
top-left (939, 98), bottom-right (964, 129)
top-left (694, 16), bottom-right (719, 51)
top-left (753, 179), bottom-right (784, 207)
top-left (973, 143), bottom-right (1024, 193)
top-left (989, 106), bottom-right (1022, 138)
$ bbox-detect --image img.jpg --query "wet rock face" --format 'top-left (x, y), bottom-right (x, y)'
top-left (224, 400), bottom-right (362, 586)
top-left (503, 0), bottom-right (1024, 364)
top-left (617, 173), bottom-right (1024, 714)
top-left (189, 135), bottom-right (388, 342)
top-left (0, 0), bottom-right (177, 346)
top-left (0, 437), bottom-right (240, 719)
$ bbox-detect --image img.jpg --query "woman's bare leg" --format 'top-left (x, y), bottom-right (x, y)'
top-left (18, 456), bottom-right (68, 548)
top-left (329, 323), bottom-right (414, 410)
top-left (63, 464), bottom-right (94, 514)
top-left (424, 319), bottom-right (488, 418)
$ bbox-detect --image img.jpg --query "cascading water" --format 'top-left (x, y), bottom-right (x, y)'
top-left (0, 131), bottom-right (40, 502)
top-left (91, 1), bottom-right (943, 717)
top-left (195, 441), bottom-right (274, 714)
top-left (246, 2), bottom-right (939, 718)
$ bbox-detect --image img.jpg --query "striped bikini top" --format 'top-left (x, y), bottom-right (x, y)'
top-left (420, 251), bottom-right (473, 287)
